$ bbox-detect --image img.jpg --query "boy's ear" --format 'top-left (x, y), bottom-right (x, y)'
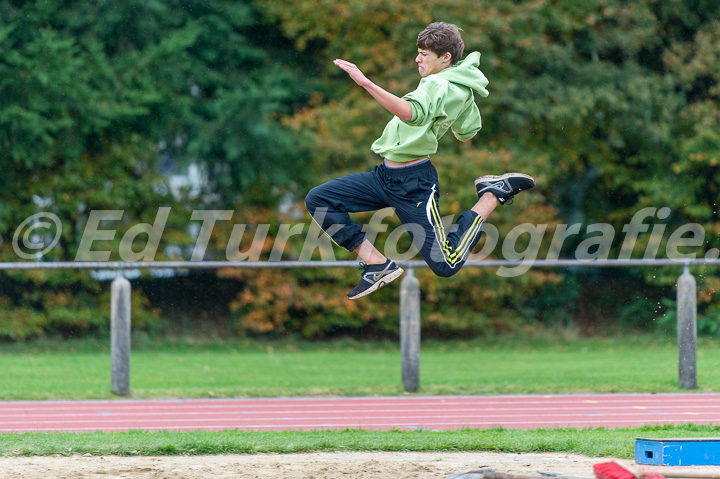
top-left (443, 52), bottom-right (452, 63)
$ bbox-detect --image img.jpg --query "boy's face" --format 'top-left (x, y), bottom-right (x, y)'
top-left (416, 49), bottom-right (451, 77)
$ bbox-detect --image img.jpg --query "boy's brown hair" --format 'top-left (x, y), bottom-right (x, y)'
top-left (417, 22), bottom-right (465, 65)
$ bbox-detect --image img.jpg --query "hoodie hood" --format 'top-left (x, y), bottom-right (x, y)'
top-left (436, 51), bottom-right (489, 97)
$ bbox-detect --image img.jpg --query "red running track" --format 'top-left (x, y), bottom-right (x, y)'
top-left (1, 394), bottom-right (719, 433)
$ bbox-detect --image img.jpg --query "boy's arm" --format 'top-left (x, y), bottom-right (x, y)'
top-left (334, 59), bottom-right (413, 122)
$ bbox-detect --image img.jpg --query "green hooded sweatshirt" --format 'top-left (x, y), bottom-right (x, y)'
top-left (370, 51), bottom-right (489, 163)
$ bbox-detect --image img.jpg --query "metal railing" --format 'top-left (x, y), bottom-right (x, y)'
top-left (0, 257), bottom-right (718, 270)
top-left (1, 258), bottom-right (714, 395)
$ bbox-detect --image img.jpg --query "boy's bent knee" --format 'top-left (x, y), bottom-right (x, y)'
top-left (428, 263), bottom-right (461, 278)
top-left (304, 187), bottom-right (322, 212)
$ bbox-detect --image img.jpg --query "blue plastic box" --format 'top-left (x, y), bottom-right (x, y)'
top-left (636, 438), bottom-right (720, 466)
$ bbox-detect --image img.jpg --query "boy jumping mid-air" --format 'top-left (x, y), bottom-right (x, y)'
top-left (305, 22), bottom-right (535, 300)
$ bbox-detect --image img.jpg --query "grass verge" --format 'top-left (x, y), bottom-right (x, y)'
top-left (1, 335), bottom-right (719, 399)
top-left (1, 424), bottom-right (719, 457)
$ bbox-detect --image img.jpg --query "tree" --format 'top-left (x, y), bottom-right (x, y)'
top-left (0, 0), bottom-right (315, 339)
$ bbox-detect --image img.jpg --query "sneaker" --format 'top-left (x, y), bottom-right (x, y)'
top-left (347, 259), bottom-right (404, 300)
top-left (474, 172), bottom-right (535, 205)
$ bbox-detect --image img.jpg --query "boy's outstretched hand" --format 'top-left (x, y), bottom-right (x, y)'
top-left (333, 58), bottom-right (413, 122)
top-left (334, 59), bottom-right (372, 88)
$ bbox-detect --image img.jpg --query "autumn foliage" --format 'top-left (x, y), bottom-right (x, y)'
top-left (1, 0), bottom-right (719, 339)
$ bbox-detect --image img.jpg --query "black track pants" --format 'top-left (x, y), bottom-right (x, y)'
top-left (305, 160), bottom-right (484, 278)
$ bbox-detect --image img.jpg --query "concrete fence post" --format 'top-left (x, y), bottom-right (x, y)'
top-left (677, 264), bottom-right (697, 389)
top-left (400, 267), bottom-right (421, 392)
top-left (111, 275), bottom-right (132, 396)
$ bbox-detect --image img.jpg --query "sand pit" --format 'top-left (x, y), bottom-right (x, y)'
top-left (0, 451), bottom-right (606, 479)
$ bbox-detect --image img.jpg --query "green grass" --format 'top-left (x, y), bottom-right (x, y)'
top-left (1, 424), bottom-right (720, 457)
top-left (1, 334), bottom-right (720, 400)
